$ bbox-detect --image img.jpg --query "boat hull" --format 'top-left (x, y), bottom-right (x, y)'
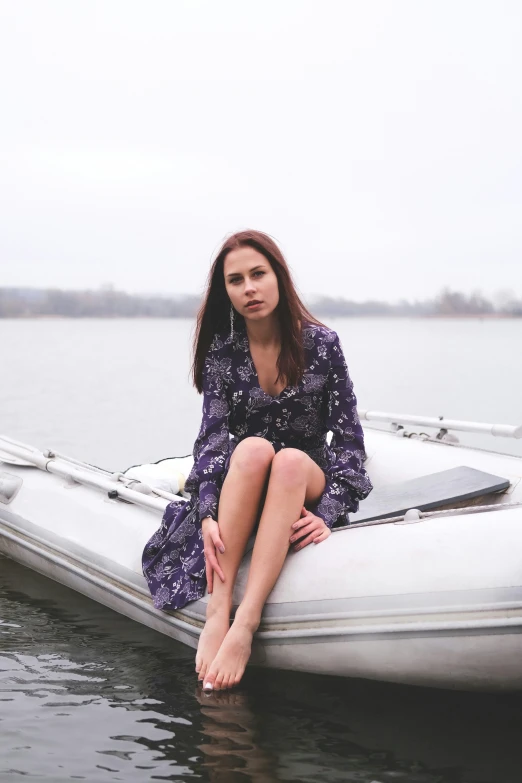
top-left (2, 533), bottom-right (522, 691)
top-left (1, 428), bottom-right (522, 691)
top-left (2, 503), bottom-right (522, 691)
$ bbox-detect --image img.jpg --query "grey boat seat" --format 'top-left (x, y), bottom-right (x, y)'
top-left (346, 466), bottom-right (510, 525)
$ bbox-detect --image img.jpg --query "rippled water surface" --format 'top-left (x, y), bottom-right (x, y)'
top-left (2, 559), bottom-right (522, 782)
top-left (1, 318), bottom-right (522, 781)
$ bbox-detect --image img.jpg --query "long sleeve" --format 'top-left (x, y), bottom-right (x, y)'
top-left (309, 332), bottom-right (373, 528)
top-left (184, 337), bottom-right (232, 523)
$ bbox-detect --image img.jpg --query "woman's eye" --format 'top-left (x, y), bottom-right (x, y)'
top-left (253, 271), bottom-right (265, 278)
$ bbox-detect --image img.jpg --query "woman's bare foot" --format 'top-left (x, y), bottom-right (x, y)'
top-left (195, 603), bottom-right (231, 683)
top-left (202, 615), bottom-right (259, 691)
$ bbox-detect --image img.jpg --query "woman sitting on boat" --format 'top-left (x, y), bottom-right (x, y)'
top-left (142, 229), bottom-right (373, 691)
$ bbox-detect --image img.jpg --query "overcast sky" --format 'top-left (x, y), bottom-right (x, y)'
top-left (1, 1), bottom-right (521, 302)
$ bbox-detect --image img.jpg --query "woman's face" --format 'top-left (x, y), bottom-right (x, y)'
top-left (223, 247), bottom-right (280, 322)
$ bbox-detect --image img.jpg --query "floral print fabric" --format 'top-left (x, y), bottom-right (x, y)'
top-left (142, 321), bottom-right (373, 611)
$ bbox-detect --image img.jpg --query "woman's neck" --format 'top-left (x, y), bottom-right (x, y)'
top-left (245, 313), bottom-right (281, 349)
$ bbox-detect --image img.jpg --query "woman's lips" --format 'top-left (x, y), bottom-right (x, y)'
top-left (245, 301), bottom-right (262, 310)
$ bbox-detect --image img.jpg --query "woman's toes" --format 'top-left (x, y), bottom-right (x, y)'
top-left (203, 672), bottom-right (216, 692)
top-left (195, 609), bottom-right (231, 682)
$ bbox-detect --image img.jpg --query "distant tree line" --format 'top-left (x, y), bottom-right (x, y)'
top-left (312, 288), bottom-right (522, 317)
top-left (1, 286), bottom-right (521, 318)
top-left (0, 287), bottom-right (201, 318)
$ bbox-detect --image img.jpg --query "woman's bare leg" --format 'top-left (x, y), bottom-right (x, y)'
top-left (195, 437), bottom-right (275, 682)
top-left (203, 449), bottom-right (326, 691)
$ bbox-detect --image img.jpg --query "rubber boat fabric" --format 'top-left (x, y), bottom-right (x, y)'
top-left (1, 425), bottom-right (521, 691)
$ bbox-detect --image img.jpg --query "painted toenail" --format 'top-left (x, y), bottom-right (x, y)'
top-left (203, 682), bottom-right (213, 691)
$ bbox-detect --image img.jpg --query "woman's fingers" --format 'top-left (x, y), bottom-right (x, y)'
top-left (289, 520), bottom-right (317, 543)
top-left (294, 525), bottom-right (331, 550)
top-left (313, 528), bottom-right (331, 544)
top-left (203, 518), bottom-right (225, 554)
top-left (293, 531), bottom-right (320, 551)
top-left (210, 527), bottom-right (225, 554)
top-left (291, 513), bottom-right (314, 532)
top-left (206, 549), bottom-right (225, 583)
top-left (203, 519), bottom-right (225, 592)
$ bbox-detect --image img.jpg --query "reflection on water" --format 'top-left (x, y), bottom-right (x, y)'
top-left (1, 558), bottom-right (522, 781)
top-left (196, 689), bottom-right (278, 782)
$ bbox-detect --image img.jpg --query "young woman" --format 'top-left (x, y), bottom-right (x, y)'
top-left (142, 230), bottom-right (373, 691)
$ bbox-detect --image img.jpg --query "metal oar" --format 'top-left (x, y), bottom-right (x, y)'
top-left (0, 436), bottom-right (183, 511)
top-left (358, 411), bottom-right (522, 439)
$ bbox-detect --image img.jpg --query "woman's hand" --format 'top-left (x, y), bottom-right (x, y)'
top-left (202, 516), bottom-right (226, 593)
top-left (289, 506), bottom-right (331, 551)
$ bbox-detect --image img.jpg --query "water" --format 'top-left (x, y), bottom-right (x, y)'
top-left (1, 317), bottom-right (522, 781)
top-left (1, 317), bottom-right (521, 469)
top-left (2, 560), bottom-right (522, 782)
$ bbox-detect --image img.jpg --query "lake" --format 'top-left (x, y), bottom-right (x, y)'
top-left (1, 317), bottom-right (522, 782)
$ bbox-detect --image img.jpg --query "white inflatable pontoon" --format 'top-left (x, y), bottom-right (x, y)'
top-left (1, 410), bottom-right (521, 692)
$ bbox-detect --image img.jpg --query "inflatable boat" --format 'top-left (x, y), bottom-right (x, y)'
top-left (1, 410), bottom-right (521, 691)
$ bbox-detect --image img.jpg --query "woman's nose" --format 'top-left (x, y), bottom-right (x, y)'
top-left (244, 278), bottom-right (256, 293)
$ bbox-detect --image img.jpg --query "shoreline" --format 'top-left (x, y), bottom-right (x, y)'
top-left (1, 314), bottom-right (521, 321)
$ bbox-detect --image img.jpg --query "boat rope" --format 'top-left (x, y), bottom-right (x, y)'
top-left (339, 499), bottom-right (522, 531)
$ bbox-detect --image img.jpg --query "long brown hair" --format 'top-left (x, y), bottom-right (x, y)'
top-left (192, 230), bottom-right (323, 392)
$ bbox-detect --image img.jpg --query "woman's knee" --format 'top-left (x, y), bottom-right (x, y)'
top-left (270, 448), bottom-right (308, 486)
top-left (230, 437), bottom-right (275, 476)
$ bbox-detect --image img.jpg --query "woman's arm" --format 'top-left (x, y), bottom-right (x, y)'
top-left (308, 331), bottom-right (373, 528)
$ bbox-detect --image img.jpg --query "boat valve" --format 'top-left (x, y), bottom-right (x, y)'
top-left (395, 508), bottom-right (423, 524)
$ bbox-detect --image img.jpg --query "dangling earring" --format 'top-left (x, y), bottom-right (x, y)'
top-left (230, 305), bottom-right (235, 338)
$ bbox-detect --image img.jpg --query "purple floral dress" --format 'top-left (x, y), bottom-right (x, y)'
top-left (142, 321), bottom-right (373, 611)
